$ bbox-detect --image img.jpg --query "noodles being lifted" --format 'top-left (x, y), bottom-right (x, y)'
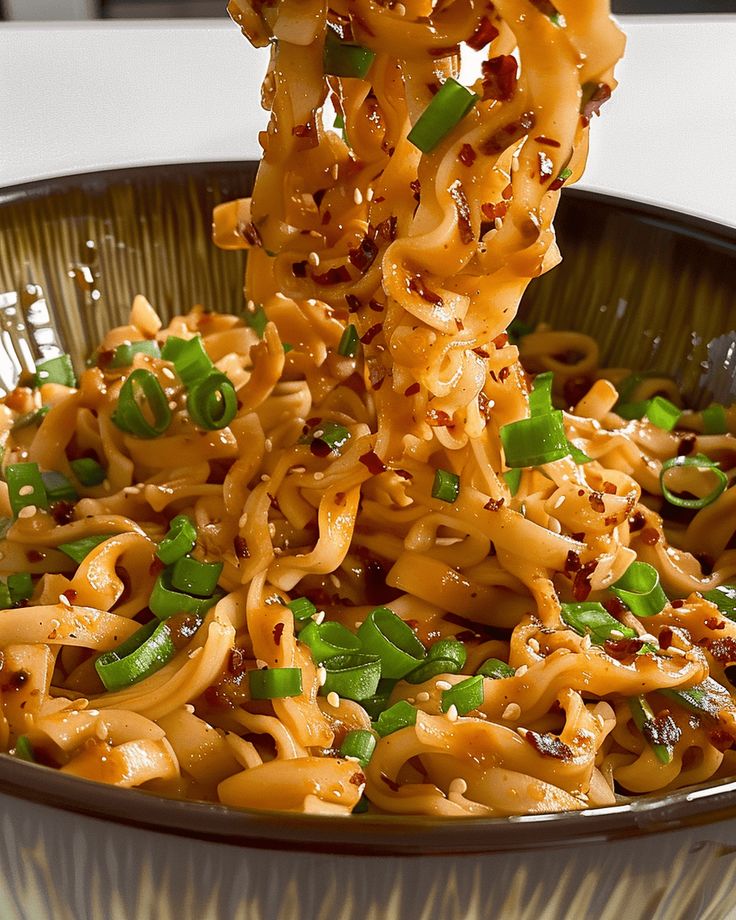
top-left (2, 1), bottom-right (736, 818)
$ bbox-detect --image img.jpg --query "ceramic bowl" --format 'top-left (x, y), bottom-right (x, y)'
top-left (1, 163), bottom-right (735, 920)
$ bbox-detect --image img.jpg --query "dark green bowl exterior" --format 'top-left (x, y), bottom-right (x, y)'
top-left (1, 165), bottom-right (736, 920)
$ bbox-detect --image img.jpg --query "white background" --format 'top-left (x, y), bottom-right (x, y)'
top-left (0, 15), bottom-right (735, 227)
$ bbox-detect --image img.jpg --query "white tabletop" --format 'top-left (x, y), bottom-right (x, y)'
top-left (1, 15), bottom-right (735, 227)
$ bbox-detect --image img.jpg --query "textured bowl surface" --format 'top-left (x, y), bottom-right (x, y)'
top-left (1, 163), bottom-right (736, 920)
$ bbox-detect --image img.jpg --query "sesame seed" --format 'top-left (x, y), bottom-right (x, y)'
top-left (168, 400), bottom-right (177, 411)
top-left (246, 300), bottom-right (256, 312)
top-left (256, 659), bottom-right (268, 669)
top-left (162, 367), bottom-right (176, 380)
top-left (407, 697), bottom-right (415, 704)
top-left (448, 777), bottom-right (467, 796)
top-left (416, 691), bottom-right (430, 702)
top-left (609, 629), bottom-right (624, 638)
top-left (516, 726), bottom-right (528, 738)
top-left (435, 680), bottom-right (452, 691)
top-left (313, 430), bottom-right (324, 439)
top-left (528, 638), bottom-right (540, 653)
top-left (668, 646), bottom-right (687, 657)
top-left (184, 704), bottom-right (195, 713)
top-left (308, 251), bottom-right (320, 267)
top-left (494, 217), bottom-right (504, 231)
top-left (317, 666), bottom-right (327, 686)
top-left (291, 466), bottom-right (306, 474)
top-left (446, 704), bottom-right (458, 722)
top-left (354, 621), bottom-right (362, 629)
top-left (353, 188), bottom-right (363, 206)
top-left (553, 495), bottom-right (566, 509)
top-left (261, 474), bottom-right (271, 482)
top-left (18, 505), bottom-right (36, 519)
top-left (314, 611), bottom-right (326, 625)
top-left (581, 635), bottom-right (592, 650)
top-left (123, 486), bottom-right (140, 495)
top-left (515, 665), bottom-right (528, 677)
top-left (331, 163), bottom-right (339, 180)
top-left (502, 702), bottom-right (521, 721)
top-left (327, 691), bottom-right (340, 708)
top-left (268, 523), bottom-right (276, 538)
top-left (18, 485), bottom-right (34, 497)
top-left (640, 633), bottom-right (657, 644)
top-left (366, 187), bottom-right (374, 202)
top-left (511, 157), bottom-right (520, 173)
top-left (264, 438), bottom-right (273, 452)
top-left (58, 594), bottom-right (72, 607)
top-left (313, 472), bottom-right (324, 481)
top-left (329, 573), bottom-right (341, 588)
top-left (239, 512), bottom-right (248, 528)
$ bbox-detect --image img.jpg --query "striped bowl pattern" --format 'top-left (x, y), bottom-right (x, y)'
top-left (0, 164), bottom-right (736, 920)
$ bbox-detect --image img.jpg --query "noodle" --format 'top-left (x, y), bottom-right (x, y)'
top-left (1, 0), bottom-right (735, 820)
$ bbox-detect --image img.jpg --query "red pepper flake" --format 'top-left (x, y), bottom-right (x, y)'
top-left (467, 15), bottom-right (499, 51)
top-left (410, 178), bottom-right (421, 202)
top-left (493, 333), bottom-right (509, 348)
top-left (233, 536), bottom-right (250, 558)
top-left (629, 511), bottom-right (646, 533)
top-left (360, 323), bottom-right (383, 345)
top-left (481, 201), bottom-right (508, 222)
top-left (473, 347), bottom-right (490, 359)
top-left (458, 143), bottom-right (477, 167)
top-left (484, 497), bottom-right (505, 511)
top-left (359, 451), bottom-right (386, 475)
top-left (50, 500), bottom-right (76, 525)
top-left (524, 730), bottom-right (573, 762)
top-left (368, 299), bottom-right (384, 313)
top-left (404, 382), bottom-right (420, 396)
top-left (535, 135), bottom-right (561, 148)
top-left (538, 151), bottom-right (555, 182)
top-left (572, 561), bottom-right (597, 601)
top-left (709, 730), bottom-right (734, 752)
top-left (677, 435), bottom-right (697, 457)
top-left (481, 55), bottom-right (518, 102)
top-left (449, 181), bottom-right (474, 244)
top-left (408, 275), bottom-right (443, 306)
top-left (334, 491), bottom-right (346, 507)
top-left (26, 549), bottom-right (45, 563)
top-left (349, 770), bottom-right (366, 786)
top-left (704, 616), bottom-right (727, 632)
top-left (604, 597), bottom-right (625, 618)
top-left (659, 627), bottom-right (674, 649)
top-left (292, 260), bottom-right (308, 278)
top-left (642, 711), bottom-right (681, 749)
top-left (395, 469), bottom-right (413, 481)
top-left (345, 294), bottom-right (361, 313)
top-left (670, 599), bottom-right (684, 609)
top-left (426, 408), bottom-right (453, 428)
top-left (604, 637), bottom-right (645, 663)
top-left (348, 236), bottom-right (379, 273)
top-left (564, 550), bottom-right (581, 575)
top-left (480, 111), bottom-right (535, 155)
top-left (239, 222), bottom-right (262, 247)
top-left (62, 588), bottom-right (78, 604)
top-left (639, 527), bottom-right (660, 546)
top-left (499, 366), bottom-right (511, 382)
top-left (426, 81), bottom-right (440, 96)
top-left (375, 215), bottom-right (397, 242)
top-left (705, 637), bottom-right (736, 663)
top-left (601, 481), bottom-right (617, 495)
top-left (96, 348), bottom-right (115, 369)
top-left (272, 622), bottom-right (285, 646)
top-left (313, 265), bottom-right (351, 286)
top-left (478, 391), bottom-right (492, 419)
top-left (581, 83), bottom-right (612, 125)
top-left (588, 491), bottom-right (606, 513)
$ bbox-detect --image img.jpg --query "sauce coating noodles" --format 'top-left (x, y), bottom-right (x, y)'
top-left (1, 2), bottom-right (736, 819)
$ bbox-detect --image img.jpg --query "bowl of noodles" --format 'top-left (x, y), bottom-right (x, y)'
top-left (2, 3), bottom-right (736, 919)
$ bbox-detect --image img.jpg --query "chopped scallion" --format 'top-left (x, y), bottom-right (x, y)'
top-left (660, 453), bottom-right (727, 510)
top-left (339, 729), bottom-right (376, 766)
top-left (8, 572), bottom-right (32, 604)
top-left (34, 354), bottom-right (76, 388)
top-left (14, 735), bottom-right (35, 762)
top-left (561, 601), bottom-right (638, 644)
top-left (156, 515), bottom-right (197, 566)
top-left (287, 596), bottom-right (317, 622)
top-left (628, 696), bottom-right (673, 764)
top-left (407, 78), bottom-right (478, 154)
top-left (357, 606), bottom-right (426, 679)
top-left (69, 457), bottom-right (106, 487)
top-left (440, 675), bottom-right (484, 716)
top-left (373, 700), bottom-right (417, 737)
top-left (702, 584), bottom-right (736, 619)
top-left (186, 373), bottom-right (237, 431)
top-left (248, 667), bottom-right (303, 700)
top-left (95, 618), bottom-right (184, 691)
top-left (110, 340), bottom-right (161, 368)
top-left (149, 569), bottom-right (223, 620)
top-left (168, 335), bottom-right (213, 386)
top-left (500, 410), bottom-right (570, 468)
top-left (6, 463), bottom-right (48, 518)
top-left (702, 404), bottom-right (728, 435)
top-left (41, 470), bottom-right (78, 503)
top-left (321, 653), bottom-right (382, 701)
top-left (299, 620), bottom-right (362, 662)
top-left (112, 369), bottom-right (172, 439)
top-left (476, 658), bottom-right (516, 679)
top-left (611, 561), bottom-right (668, 617)
top-left (432, 468), bottom-right (460, 503)
top-left (337, 324), bottom-right (360, 357)
top-left (58, 534), bottom-right (110, 564)
top-left (323, 29), bottom-right (376, 80)
top-left (170, 555), bottom-right (223, 598)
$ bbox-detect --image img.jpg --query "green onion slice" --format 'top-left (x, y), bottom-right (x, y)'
top-left (476, 658), bottom-right (516, 679)
top-left (662, 677), bottom-right (733, 720)
top-left (611, 561), bottom-right (669, 617)
top-left (339, 729), bottom-right (376, 766)
top-left (373, 700), bottom-right (417, 737)
top-left (169, 335), bottom-right (213, 386)
top-left (14, 735), bottom-right (35, 762)
top-left (243, 306), bottom-right (268, 338)
top-left (287, 596), bottom-right (317, 622)
top-left (313, 421), bottom-right (351, 452)
top-left (403, 657), bottom-right (461, 684)
top-left (0, 582), bottom-right (11, 608)
top-left (186, 373), bottom-right (237, 431)
top-left (357, 607), bottom-right (426, 679)
top-left (645, 396), bottom-right (681, 431)
top-left (361, 679), bottom-right (397, 720)
top-left (702, 404), bottom-right (728, 435)
top-left (501, 410), bottom-right (570, 468)
top-left (58, 535), bottom-right (110, 564)
top-left (69, 457), bottom-right (106, 487)
top-left (616, 400), bottom-right (650, 421)
top-left (702, 584), bottom-right (736, 619)
top-left (249, 667), bottom-right (303, 700)
top-left (322, 653), bottom-right (382, 701)
top-left (41, 471), bottom-right (78, 503)
top-left (561, 601), bottom-right (638, 644)
top-left (95, 618), bottom-right (181, 692)
top-left (149, 569), bottom-right (223, 621)
top-left (660, 453), bottom-right (727, 510)
top-left (170, 555), bottom-right (222, 598)
top-left (156, 515), bottom-right (197, 565)
top-left (427, 637), bottom-right (467, 670)
top-left (299, 620), bottom-right (362, 662)
top-left (529, 371), bottom-right (554, 416)
top-left (110, 340), bottom-right (160, 368)
top-left (440, 675), bottom-right (485, 716)
top-left (503, 468), bottom-right (522, 496)
top-left (432, 468), bottom-right (460, 503)
top-left (112, 369), bottom-right (172, 439)
top-left (8, 572), bottom-right (33, 604)
top-left (337, 324), bottom-right (360, 357)
top-left (323, 29), bottom-right (376, 80)
top-left (12, 407), bottom-right (49, 431)
top-left (6, 463), bottom-right (49, 518)
top-left (407, 78), bottom-right (478, 154)
top-left (628, 696), bottom-right (673, 764)
top-left (34, 354), bottom-right (76, 388)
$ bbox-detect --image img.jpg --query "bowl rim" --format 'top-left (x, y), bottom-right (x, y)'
top-left (1, 162), bottom-right (736, 857)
